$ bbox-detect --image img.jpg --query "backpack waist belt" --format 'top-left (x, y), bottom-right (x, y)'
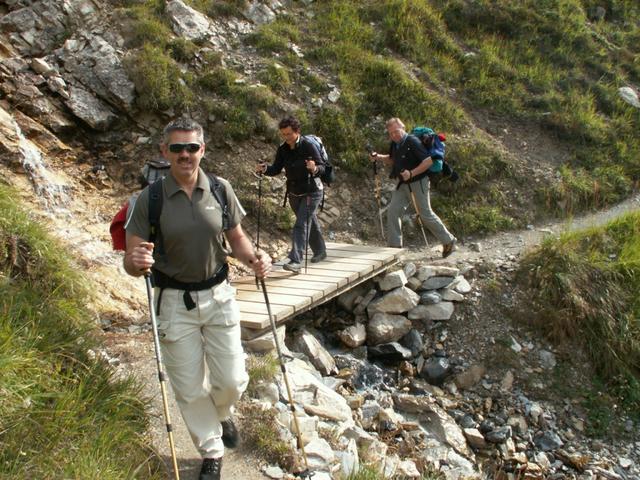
top-left (152, 263), bottom-right (229, 312)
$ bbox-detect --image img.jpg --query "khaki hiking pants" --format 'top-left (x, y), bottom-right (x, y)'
top-left (387, 176), bottom-right (455, 248)
top-left (155, 281), bottom-right (248, 459)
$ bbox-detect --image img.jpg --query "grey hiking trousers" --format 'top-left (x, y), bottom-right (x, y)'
top-left (387, 176), bottom-right (455, 248)
top-left (288, 190), bottom-right (326, 263)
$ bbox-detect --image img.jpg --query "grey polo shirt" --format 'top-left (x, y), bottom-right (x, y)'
top-left (125, 169), bottom-right (245, 283)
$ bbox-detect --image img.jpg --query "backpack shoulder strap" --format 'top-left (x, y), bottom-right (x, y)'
top-left (206, 173), bottom-right (229, 230)
top-left (148, 178), bottom-right (164, 252)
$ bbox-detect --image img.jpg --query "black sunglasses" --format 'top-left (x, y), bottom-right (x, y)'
top-left (168, 142), bottom-right (201, 153)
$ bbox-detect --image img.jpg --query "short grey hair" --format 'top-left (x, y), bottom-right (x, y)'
top-left (385, 117), bottom-right (405, 129)
top-left (162, 118), bottom-right (204, 144)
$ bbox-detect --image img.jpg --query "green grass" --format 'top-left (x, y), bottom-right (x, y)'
top-left (237, 402), bottom-right (296, 470)
top-left (518, 211), bottom-right (640, 416)
top-left (0, 183), bottom-right (162, 479)
top-left (245, 352), bottom-right (279, 398)
top-left (344, 463), bottom-right (444, 480)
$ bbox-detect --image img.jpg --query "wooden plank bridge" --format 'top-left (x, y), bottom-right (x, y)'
top-left (233, 242), bottom-right (403, 339)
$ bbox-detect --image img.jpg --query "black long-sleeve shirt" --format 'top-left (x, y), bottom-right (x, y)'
top-left (264, 135), bottom-right (325, 195)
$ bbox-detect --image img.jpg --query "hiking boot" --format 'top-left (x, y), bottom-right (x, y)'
top-left (199, 457), bottom-right (222, 480)
top-left (442, 239), bottom-right (457, 258)
top-left (221, 417), bottom-right (240, 449)
top-left (310, 251), bottom-right (327, 263)
top-left (283, 262), bottom-right (301, 273)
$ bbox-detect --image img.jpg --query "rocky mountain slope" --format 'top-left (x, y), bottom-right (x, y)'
top-left (1, 1), bottom-right (639, 479)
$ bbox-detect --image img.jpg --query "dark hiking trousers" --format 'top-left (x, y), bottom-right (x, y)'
top-left (287, 191), bottom-right (326, 264)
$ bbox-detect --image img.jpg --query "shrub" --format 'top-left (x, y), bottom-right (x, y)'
top-left (169, 37), bottom-right (199, 63)
top-left (518, 211), bottom-right (640, 412)
top-left (125, 44), bottom-right (193, 112)
top-left (258, 62), bottom-right (291, 92)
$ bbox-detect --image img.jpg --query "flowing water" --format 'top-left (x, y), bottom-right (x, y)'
top-left (14, 119), bottom-right (70, 208)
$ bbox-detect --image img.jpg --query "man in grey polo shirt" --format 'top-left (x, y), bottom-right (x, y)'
top-left (124, 118), bottom-right (271, 480)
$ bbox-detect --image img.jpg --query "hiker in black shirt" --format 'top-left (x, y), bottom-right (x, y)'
top-left (256, 116), bottom-right (327, 273)
top-left (370, 117), bottom-right (457, 257)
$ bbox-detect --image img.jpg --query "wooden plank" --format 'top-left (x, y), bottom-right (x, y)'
top-left (235, 283), bottom-right (325, 302)
top-left (324, 249), bottom-right (394, 261)
top-left (299, 268), bottom-right (359, 283)
top-left (240, 312), bottom-right (269, 329)
top-left (236, 289), bottom-right (312, 309)
top-left (302, 261), bottom-right (374, 273)
top-left (236, 301), bottom-right (293, 317)
top-left (325, 242), bottom-right (402, 256)
top-left (281, 272), bottom-right (349, 287)
top-left (323, 255), bottom-right (383, 266)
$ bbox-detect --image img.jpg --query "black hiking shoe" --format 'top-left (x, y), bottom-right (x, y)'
top-left (442, 239), bottom-right (457, 258)
top-left (199, 457), bottom-right (222, 480)
top-left (310, 251), bottom-right (327, 263)
top-left (221, 417), bottom-right (240, 448)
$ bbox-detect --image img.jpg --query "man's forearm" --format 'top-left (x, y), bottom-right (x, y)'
top-left (409, 158), bottom-right (433, 177)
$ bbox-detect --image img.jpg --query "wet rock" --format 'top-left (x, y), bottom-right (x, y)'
top-left (399, 329), bottom-right (423, 357)
top-left (336, 322), bottom-right (366, 348)
top-left (368, 342), bottom-right (413, 364)
top-left (420, 356), bottom-right (452, 386)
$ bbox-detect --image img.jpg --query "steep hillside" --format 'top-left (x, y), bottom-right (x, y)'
top-left (1, 0), bottom-right (638, 245)
top-left (1, 1), bottom-right (640, 479)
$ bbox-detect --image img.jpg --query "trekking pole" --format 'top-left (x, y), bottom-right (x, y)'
top-left (304, 167), bottom-right (311, 274)
top-left (258, 274), bottom-right (311, 477)
top-left (255, 171), bottom-right (264, 290)
top-left (144, 273), bottom-right (180, 480)
top-left (405, 176), bottom-right (430, 248)
top-left (367, 146), bottom-right (386, 241)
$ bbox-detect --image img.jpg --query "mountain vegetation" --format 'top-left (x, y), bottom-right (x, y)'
top-left (119, 0), bottom-right (640, 236)
top-left (1, 0), bottom-right (639, 478)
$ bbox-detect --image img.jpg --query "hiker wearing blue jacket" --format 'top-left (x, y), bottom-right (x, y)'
top-left (370, 117), bottom-right (457, 257)
top-left (256, 115), bottom-right (328, 273)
